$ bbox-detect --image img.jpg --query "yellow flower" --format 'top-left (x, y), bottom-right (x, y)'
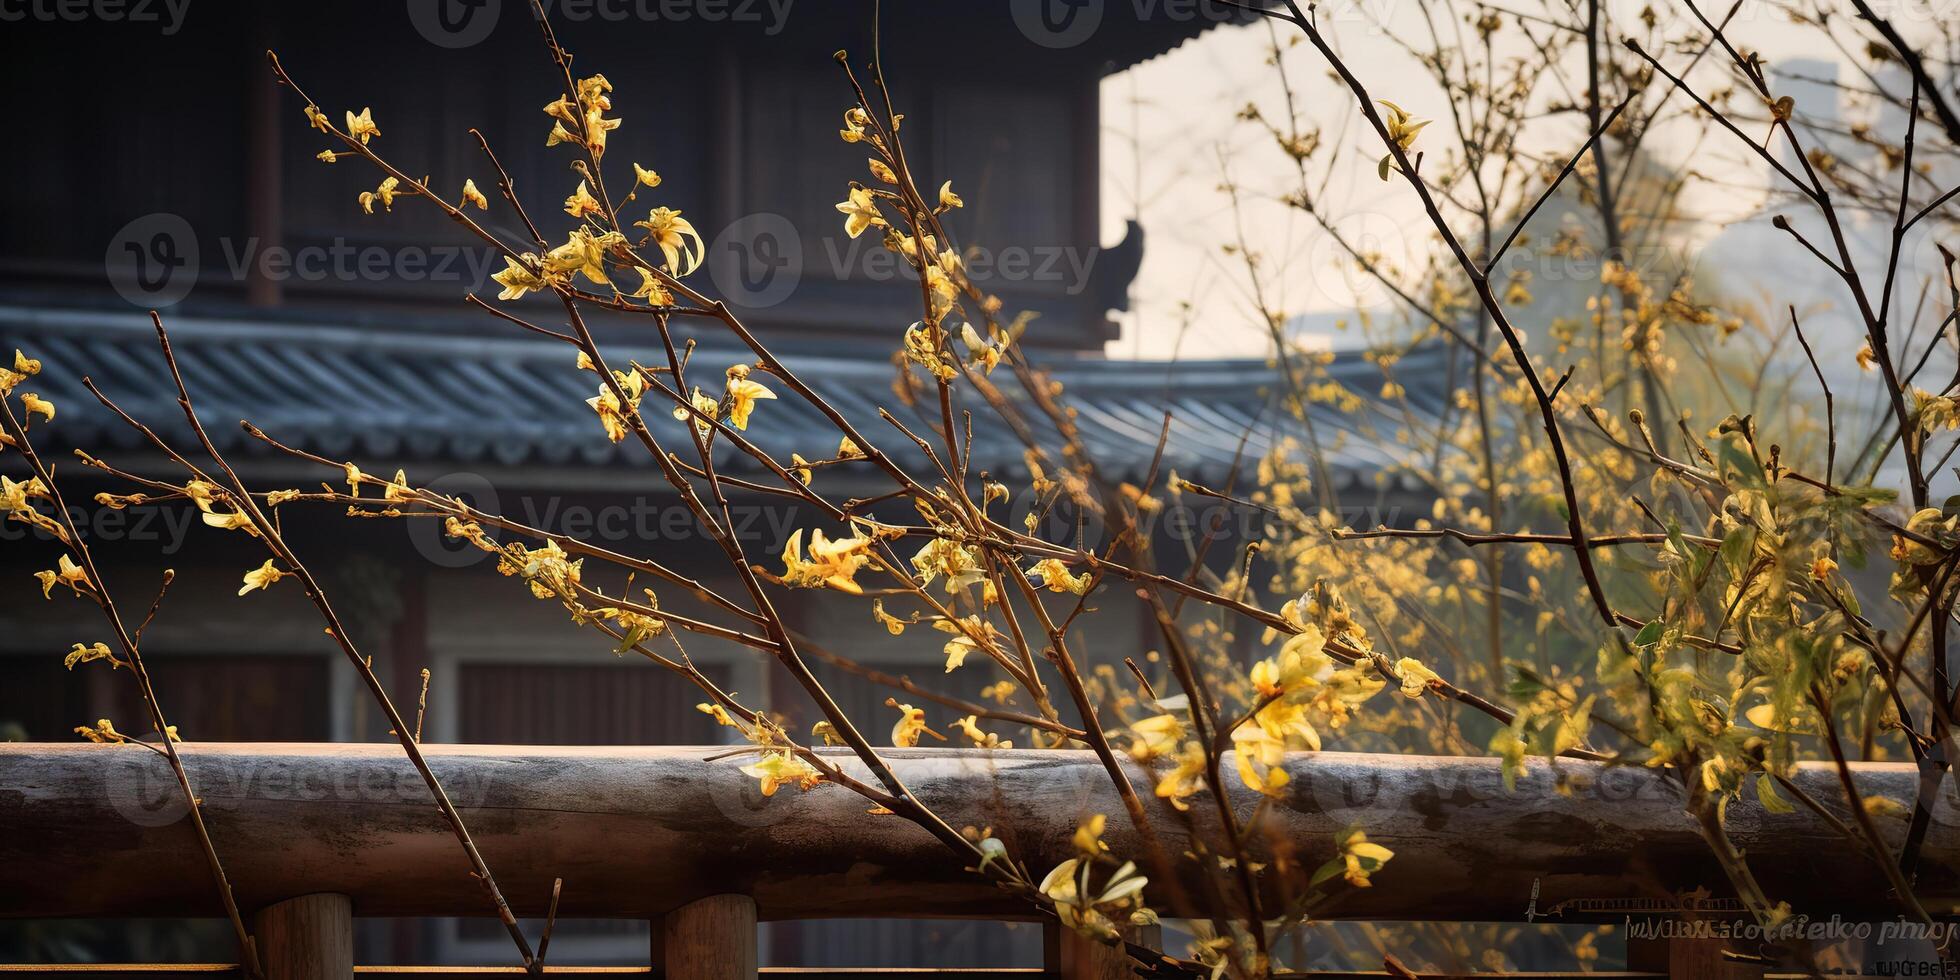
top-left (303, 104), bottom-right (331, 134)
top-left (1250, 625), bottom-right (1329, 699)
top-left (202, 508), bottom-right (260, 535)
top-left (1318, 827), bottom-right (1395, 888)
top-left (1811, 556), bottom-right (1838, 581)
top-left (35, 554), bottom-right (91, 599)
top-left (238, 559), bottom-right (289, 596)
top-left (358, 176), bottom-right (401, 214)
top-left (635, 207), bottom-right (704, 275)
top-left (1039, 858), bottom-right (1082, 906)
top-left (1393, 657), bottom-right (1442, 699)
top-left (1039, 855), bottom-right (1150, 940)
top-left (925, 250), bottom-right (963, 318)
top-left (0, 349), bottom-right (40, 393)
top-left (384, 469), bottom-right (414, 503)
top-left (1375, 99), bottom-right (1430, 180)
top-left (1857, 343), bottom-right (1877, 370)
top-left (625, 267), bottom-right (674, 306)
top-left (577, 73), bottom-right (614, 109)
top-left (938, 180), bottom-right (963, 209)
top-left (868, 158), bottom-right (898, 184)
top-left (543, 227), bottom-right (619, 286)
top-left (723, 364), bottom-right (776, 430)
top-left (902, 322), bottom-right (956, 381)
top-left (697, 702), bottom-right (739, 729)
top-left (588, 371), bottom-right (645, 444)
top-left (1128, 713), bottom-right (1186, 762)
top-left (572, 74), bottom-right (615, 155)
top-left (740, 750), bottom-right (822, 796)
top-left (667, 385), bottom-right (716, 438)
top-left (583, 107), bottom-right (622, 156)
top-left (1, 474), bottom-right (47, 512)
top-left (1246, 696), bottom-right (1322, 751)
top-left (1155, 740), bottom-right (1208, 810)
top-left (963, 322), bottom-right (1008, 374)
top-left (872, 598), bottom-right (907, 635)
top-left (20, 392), bottom-right (54, 422)
top-left (952, 715), bottom-right (1012, 749)
top-left (345, 107), bottom-right (379, 144)
top-left (564, 180), bottom-right (603, 219)
top-left (911, 536), bottom-right (986, 593)
top-left (632, 163), bottom-right (662, 188)
top-left (1026, 557), bottom-right (1091, 595)
top-left (835, 185), bottom-right (883, 239)
top-left (509, 539), bottom-right (583, 600)
top-left (492, 255), bottom-right (549, 301)
top-left (64, 642), bottom-right (122, 670)
top-left (888, 699), bottom-right (944, 747)
top-left (810, 720), bottom-right (849, 746)
top-left (839, 107), bottom-right (870, 143)
top-left (461, 179), bottom-right (489, 210)
top-left (1892, 508), bottom-right (1954, 565)
top-left (837, 436), bottom-right (865, 459)
top-left (316, 150), bottom-right (340, 163)
top-left (75, 718), bottom-right (126, 743)
top-left (779, 527), bottom-right (875, 593)
top-left (934, 615), bottom-right (996, 672)
top-left (1232, 724), bottom-right (1293, 798)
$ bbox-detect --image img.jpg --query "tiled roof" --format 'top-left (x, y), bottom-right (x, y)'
top-left (0, 306), bottom-right (1437, 491)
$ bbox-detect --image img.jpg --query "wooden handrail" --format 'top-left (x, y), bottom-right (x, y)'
top-left (0, 743), bottom-right (1951, 923)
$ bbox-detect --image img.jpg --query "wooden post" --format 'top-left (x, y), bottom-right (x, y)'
top-left (254, 893), bottom-right (352, 980)
top-left (659, 894), bottom-right (758, 980)
top-left (1048, 921), bottom-right (1161, 980)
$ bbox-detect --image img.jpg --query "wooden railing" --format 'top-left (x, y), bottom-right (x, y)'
top-left (3, 743), bottom-right (1949, 979)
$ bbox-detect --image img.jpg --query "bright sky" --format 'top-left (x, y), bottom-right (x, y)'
top-left (1096, 2), bottom-right (1908, 360)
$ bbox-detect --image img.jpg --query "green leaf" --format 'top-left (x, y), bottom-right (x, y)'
top-left (1718, 526), bottom-right (1755, 580)
top-left (1310, 857), bottom-right (1346, 887)
top-left (1633, 619), bottom-right (1665, 647)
